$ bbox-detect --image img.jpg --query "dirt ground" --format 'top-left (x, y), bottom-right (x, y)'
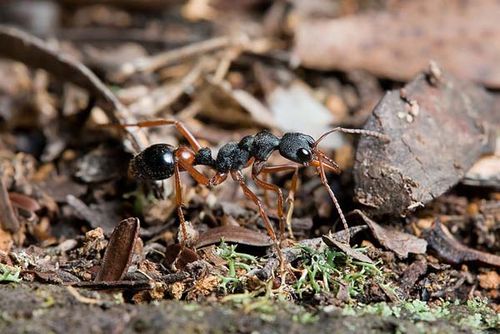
top-left (0, 1), bottom-right (498, 333)
top-left (0, 283), bottom-right (487, 334)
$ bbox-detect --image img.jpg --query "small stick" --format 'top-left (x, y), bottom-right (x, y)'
top-left (118, 36), bottom-right (230, 78)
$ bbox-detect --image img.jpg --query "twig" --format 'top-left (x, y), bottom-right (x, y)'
top-left (118, 36), bottom-right (230, 79)
top-left (129, 58), bottom-right (210, 117)
top-left (66, 286), bottom-right (103, 305)
top-left (426, 220), bottom-right (500, 267)
top-left (0, 25), bottom-right (147, 152)
top-left (69, 280), bottom-right (153, 291)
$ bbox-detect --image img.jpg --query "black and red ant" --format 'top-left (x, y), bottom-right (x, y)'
top-left (122, 119), bottom-right (388, 267)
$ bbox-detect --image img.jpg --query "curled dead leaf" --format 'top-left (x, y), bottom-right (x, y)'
top-left (95, 217), bottom-right (140, 282)
top-left (354, 210), bottom-right (427, 258)
top-left (322, 233), bottom-right (374, 264)
top-left (164, 244), bottom-right (199, 271)
top-left (426, 220), bottom-right (500, 267)
top-left (195, 225), bottom-right (273, 249)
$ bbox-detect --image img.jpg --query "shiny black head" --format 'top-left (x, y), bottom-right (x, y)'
top-left (278, 132), bottom-right (315, 164)
top-left (129, 144), bottom-right (175, 180)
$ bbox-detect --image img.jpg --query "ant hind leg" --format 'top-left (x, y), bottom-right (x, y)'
top-left (118, 119), bottom-right (203, 152)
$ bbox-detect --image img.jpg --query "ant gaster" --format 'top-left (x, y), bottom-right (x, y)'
top-left (124, 119), bottom-right (388, 267)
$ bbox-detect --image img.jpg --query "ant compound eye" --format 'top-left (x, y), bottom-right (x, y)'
top-left (296, 148), bottom-right (312, 162)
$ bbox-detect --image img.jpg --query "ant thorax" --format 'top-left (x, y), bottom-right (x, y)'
top-left (194, 131), bottom-right (281, 173)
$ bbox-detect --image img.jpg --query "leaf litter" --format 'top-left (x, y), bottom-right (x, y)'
top-left (0, 1), bottom-right (498, 332)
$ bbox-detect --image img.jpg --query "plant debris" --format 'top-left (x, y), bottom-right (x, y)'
top-left (425, 220), bottom-right (500, 267)
top-left (294, 0), bottom-right (500, 87)
top-left (95, 217), bottom-right (140, 282)
top-left (353, 66), bottom-right (496, 217)
top-left (354, 210), bottom-right (427, 259)
top-left (195, 225), bottom-right (273, 249)
top-left (0, 1), bottom-right (498, 332)
top-left (0, 25), bottom-right (147, 152)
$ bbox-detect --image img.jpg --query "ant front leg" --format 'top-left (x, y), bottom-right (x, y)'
top-left (252, 162), bottom-right (299, 241)
top-left (120, 119), bottom-right (203, 152)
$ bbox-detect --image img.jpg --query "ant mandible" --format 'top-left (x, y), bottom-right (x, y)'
top-left (122, 119), bottom-right (388, 267)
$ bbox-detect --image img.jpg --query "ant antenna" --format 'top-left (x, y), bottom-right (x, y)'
top-left (313, 127), bottom-right (389, 243)
top-left (316, 153), bottom-right (351, 242)
top-left (314, 127), bottom-right (390, 148)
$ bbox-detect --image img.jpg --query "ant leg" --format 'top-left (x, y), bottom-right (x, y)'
top-left (119, 119), bottom-right (203, 152)
top-left (230, 170), bottom-right (285, 275)
top-left (315, 154), bottom-right (350, 243)
top-left (252, 163), bottom-right (285, 241)
top-left (175, 147), bottom-right (211, 186)
top-left (209, 172), bottom-right (228, 186)
top-left (259, 164), bottom-right (300, 240)
top-left (252, 161), bottom-right (298, 240)
top-left (173, 162), bottom-right (188, 247)
top-left (261, 173), bottom-right (271, 207)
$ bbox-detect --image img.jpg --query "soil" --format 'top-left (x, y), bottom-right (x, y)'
top-left (0, 1), bottom-right (498, 333)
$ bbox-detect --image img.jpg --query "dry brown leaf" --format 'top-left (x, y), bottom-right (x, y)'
top-left (164, 244), bottom-right (200, 271)
top-left (294, 0), bottom-right (500, 87)
top-left (426, 220), bottom-right (500, 267)
top-left (354, 210), bottom-right (427, 259)
top-left (95, 218), bottom-right (140, 282)
top-left (195, 225), bottom-right (273, 249)
top-left (322, 233), bottom-right (374, 264)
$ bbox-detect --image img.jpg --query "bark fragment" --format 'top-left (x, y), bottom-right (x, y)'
top-left (353, 68), bottom-right (495, 217)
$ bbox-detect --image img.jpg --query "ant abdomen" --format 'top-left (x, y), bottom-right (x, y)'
top-left (129, 144), bottom-right (176, 180)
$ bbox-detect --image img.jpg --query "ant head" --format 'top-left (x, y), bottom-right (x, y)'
top-left (279, 132), bottom-right (341, 173)
top-left (279, 133), bottom-right (315, 164)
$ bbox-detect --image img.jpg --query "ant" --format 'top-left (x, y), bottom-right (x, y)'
top-left (121, 119), bottom-right (388, 270)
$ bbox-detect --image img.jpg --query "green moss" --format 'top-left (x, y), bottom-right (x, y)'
top-left (293, 244), bottom-right (388, 299)
top-left (341, 298), bottom-right (498, 332)
top-left (0, 264), bottom-right (21, 283)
